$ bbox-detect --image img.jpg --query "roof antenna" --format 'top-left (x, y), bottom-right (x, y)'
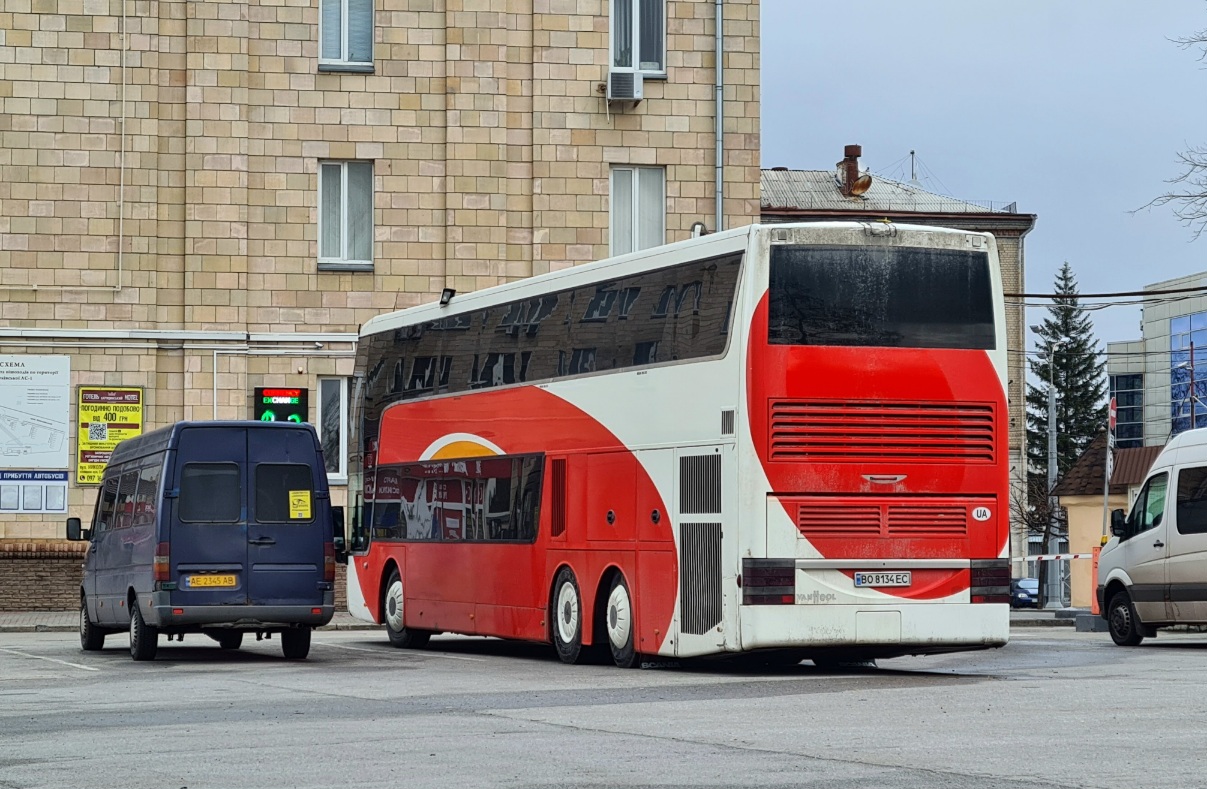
top-left (909, 150), bottom-right (922, 187)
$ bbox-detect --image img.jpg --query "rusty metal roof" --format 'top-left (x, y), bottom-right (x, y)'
top-left (761, 168), bottom-right (1017, 215)
top-left (1053, 433), bottom-right (1163, 497)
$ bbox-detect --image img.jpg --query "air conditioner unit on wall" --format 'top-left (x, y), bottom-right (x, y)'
top-left (607, 69), bottom-right (644, 104)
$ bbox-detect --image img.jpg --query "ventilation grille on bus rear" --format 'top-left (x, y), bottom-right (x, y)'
top-left (679, 522), bottom-right (722, 635)
top-left (680, 454), bottom-right (722, 514)
top-left (720, 409), bottom-right (735, 436)
top-left (796, 501), bottom-right (969, 538)
top-left (769, 400), bottom-right (995, 463)
top-left (550, 459), bottom-right (566, 538)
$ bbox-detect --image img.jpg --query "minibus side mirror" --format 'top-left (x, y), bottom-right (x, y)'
top-left (1110, 509), bottom-right (1127, 538)
top-left (66, 517), bottom-right (89, 542)
top-left (331, 505), bottom-right (347, 564)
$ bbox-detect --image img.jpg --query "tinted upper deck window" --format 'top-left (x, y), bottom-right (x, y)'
top-left (768, 245), bottom-right (995, 349)
top-left (179, 463), bottom-right (241, 523)
top-left (255, 464), bottom-right (315, 523)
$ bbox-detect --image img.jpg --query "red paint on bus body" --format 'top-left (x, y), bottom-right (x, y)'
top-left (358, 386), bottom-right (678, 653)
top-left (746, 293), bottom-right (1009, 600)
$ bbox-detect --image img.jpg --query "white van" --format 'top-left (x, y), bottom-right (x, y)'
top-left (1098, 427), bottom-right (1207, 645)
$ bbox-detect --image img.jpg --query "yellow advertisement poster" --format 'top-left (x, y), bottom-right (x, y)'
top-left (288, 490), bottom-right (312, 520)
top-left (77, 387), bottom-right (144, 484)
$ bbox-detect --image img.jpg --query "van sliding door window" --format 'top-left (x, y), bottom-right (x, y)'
top-left (1177, 467), bottom-right (1207, 535)
top-left (255, 464), bottom-right (315, 523)
top-left (179, 463), bottom-right (241, 523)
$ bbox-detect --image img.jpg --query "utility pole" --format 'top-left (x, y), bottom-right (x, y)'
top-left (1045, 345), bottom-right (1064, 609)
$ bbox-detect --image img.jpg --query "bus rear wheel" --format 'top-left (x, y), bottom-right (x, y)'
top-left (552, 568), bottom-right (583, 664)
top-left (384, 568), bottom-right (430, 649)
top-left (606, 574), bottom-right (637, 668)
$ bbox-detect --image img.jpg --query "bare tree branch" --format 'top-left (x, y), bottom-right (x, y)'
top-left (1140, 144), bottom-right (1207, 240)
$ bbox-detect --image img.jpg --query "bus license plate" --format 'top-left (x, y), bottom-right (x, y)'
top-left (187, 574), bottom-right (236, 588)
top-left (854, 572), bottom-right (911, 588)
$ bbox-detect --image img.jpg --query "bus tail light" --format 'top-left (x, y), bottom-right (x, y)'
top-left (153, 542), bottom-right (171, 583)
top-left (324, 542), bottom-right (336, 583)
top-left (742, 559), bottom-right (796, 605)
top-left (970, 558), bottom-right (1010, 604)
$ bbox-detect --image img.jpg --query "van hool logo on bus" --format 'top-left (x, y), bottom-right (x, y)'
top-left (796, 590), bottom-right (837, 604)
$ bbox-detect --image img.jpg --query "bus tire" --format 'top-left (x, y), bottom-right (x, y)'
top-left (384, 568), bottom-right (430, 649)
top-left (281, 627), bottom-right (311, 660)
top-left (551, 567), bottom-right (583, 664)
top-left (1108, 590), bottom-right (1145, 646)
top-left (605, 574), bottom-right (637, 669)
top-left (80, 594), bottom-right (105, 652)
top-left (129, 598), bottom-right (158, 661)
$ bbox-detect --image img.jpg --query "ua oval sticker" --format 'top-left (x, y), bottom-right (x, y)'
top-left (972, 506), bottom-right (992, 522)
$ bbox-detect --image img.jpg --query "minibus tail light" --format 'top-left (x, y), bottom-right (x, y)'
top-left (153, 542), bottom-right (171, 583)
top-left (324, 541), bottom-right (336, 583)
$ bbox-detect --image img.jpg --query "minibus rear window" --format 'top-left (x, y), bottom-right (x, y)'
top-left (255, 463), bottom-right (315, 523)
top-left (179, 463), bottom-right (241, 523)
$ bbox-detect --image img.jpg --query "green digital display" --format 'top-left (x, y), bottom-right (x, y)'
top-left (253, 387), bottom-right (308, 424)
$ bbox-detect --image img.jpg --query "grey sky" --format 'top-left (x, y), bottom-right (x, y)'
top-left (761, 0), bottom-right (1207, 350)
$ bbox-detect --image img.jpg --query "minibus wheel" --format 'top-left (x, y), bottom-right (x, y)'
top-left (1108, 590), bottom-right (1145, 646)
top-left (281, 627), bottom-right (311, 659)
top-left (129, 598), bottom-right (159, 661)
top-left (384, 568), bottom-right (431, 649)
top-left (551, 567), bottom-right (583, 664)
top-left (79, 595), bottom-right (105, 652)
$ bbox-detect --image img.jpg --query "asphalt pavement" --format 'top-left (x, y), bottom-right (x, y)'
top-left (0, 607), bottom-right (1079, 633)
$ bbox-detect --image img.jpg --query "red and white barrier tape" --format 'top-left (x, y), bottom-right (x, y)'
top-left (1026, 553), bottom-right (1094, 561)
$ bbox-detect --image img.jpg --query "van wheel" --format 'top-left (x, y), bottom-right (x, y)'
top-left (551, 568), bottom-right (583, 664)
top-left (80, 595), bottom-right (105, 652)
top-left (605, 574), bottom-right (638, 668)
top-left (209, 631), bottom-right (243, 650)
top-left (129, 599), bottom-right (158, 661)
top-left (384, 568), bottom-right (430, 649)
top-left (281, 627), bottom-right (311, 660)
top-left (1108, 590), bottom-right (1145, 646)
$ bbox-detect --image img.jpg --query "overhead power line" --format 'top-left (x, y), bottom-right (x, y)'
top-left (1006, 283), bottom-right (1207, 299)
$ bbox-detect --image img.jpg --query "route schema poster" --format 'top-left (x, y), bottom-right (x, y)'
top-left (0, 356), bottom-right (70, 514)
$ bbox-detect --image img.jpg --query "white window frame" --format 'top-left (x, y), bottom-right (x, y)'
top-left (317, 377), bottom-right (349, 484)
top-left (319, 0), bottom-right (374, 69)
top-left (610, 0), bottom-right (666, 75)
top-left (610, 165), bottom-right (666, 256)
top-left (318, 160), bottom-right (373, 270)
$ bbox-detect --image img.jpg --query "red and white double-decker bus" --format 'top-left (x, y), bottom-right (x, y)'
top-left (346, 221), bottom-right (1011, 667)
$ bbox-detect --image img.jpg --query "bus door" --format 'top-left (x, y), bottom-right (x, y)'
top-left (246, 428), bottom-right (327, 606)
top-left (169, 427), bottom-right (249, 607)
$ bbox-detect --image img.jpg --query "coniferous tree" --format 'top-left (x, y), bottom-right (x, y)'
top-left (1025, 262), bottom-right (1109, 488)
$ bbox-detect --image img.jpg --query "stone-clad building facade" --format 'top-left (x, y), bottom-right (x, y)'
top-left (0, 0), bottom-right (761, 589)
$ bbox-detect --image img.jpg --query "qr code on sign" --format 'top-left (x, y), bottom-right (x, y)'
top-left (88, 422), bottom-right (108, 442)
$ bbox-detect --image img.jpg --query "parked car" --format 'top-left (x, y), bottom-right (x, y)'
top-left (1010, 577), bottom-right (1039, 609)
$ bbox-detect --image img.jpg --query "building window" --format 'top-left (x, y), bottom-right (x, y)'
top-left (610, 166), bottom-right (665, 256)
top-left (320, 0), bottom-right (373, 70)
top-left (612, 0), bottom-right (664, 74)
top-left (1110, 373), bottom-right (1145, 448)
top-left (318, 377), bottom-right (349, 482)
top-left (319, 161), bottom-right (373, 270)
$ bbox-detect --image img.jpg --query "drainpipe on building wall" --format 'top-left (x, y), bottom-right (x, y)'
top-left (714, 0), bottom-right (724, 234)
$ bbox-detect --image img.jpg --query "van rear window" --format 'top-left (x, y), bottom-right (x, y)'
top-left (179, 463), bottom-right (241, 523)
top-left (255, 464), bottom-right (315, 523)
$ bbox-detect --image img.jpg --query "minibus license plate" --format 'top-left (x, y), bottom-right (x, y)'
top-left (187, 574), bottom-right (236, 588)
top-left (854, 572), bottom-right (911, 588)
